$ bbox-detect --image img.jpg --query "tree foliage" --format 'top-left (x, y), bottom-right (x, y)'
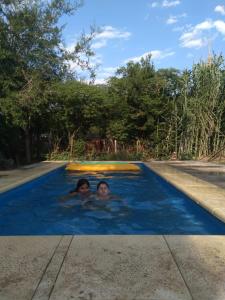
top-left (0, 2), bottom-right (225, 165)
top-left (0, 0), bottom-right (95, 163)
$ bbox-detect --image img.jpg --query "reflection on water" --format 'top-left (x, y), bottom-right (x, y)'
top-left (60, 193), bottom-right (130, 223)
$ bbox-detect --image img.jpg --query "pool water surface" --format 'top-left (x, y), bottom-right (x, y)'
top-left (0, 164), bottom-right (225, 235)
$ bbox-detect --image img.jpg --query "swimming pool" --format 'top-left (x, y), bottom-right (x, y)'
top-left (0, 163), bottom-right (225, 235)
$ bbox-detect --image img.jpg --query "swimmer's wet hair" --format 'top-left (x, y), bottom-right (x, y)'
top-left (97, 181), bottom-right (109, 190)
top-left (75, 178), bottom-right (90, 192)
top-left (70, 178), bottom-right (90, 193)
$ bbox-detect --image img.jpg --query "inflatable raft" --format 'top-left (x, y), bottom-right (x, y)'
top-left (66, 162), bottom-right (140, 172)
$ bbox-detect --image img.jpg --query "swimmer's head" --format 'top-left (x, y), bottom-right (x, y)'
top-left (75, 179), bottom-right (90, 194)
top-left (97, 181), bottom-right (110, 197)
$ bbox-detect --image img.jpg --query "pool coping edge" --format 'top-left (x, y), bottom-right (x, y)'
top-left (0, 162), bottom-right (67, 194)
top-left (145, 162), bottom-right (225, 225)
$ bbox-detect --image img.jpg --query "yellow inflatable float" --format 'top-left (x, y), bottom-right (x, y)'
top-left (66, 162), bottom-right (140, 172)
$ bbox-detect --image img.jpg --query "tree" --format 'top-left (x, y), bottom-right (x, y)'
top-left (44, 80), bottom-right (108, 157)
top-left (107, 56), bottom-right (178, 155)
top-left (0, 0), bottom-right (95, 163)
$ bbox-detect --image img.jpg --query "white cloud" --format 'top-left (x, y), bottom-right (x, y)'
top-left (94, 66), bottom-right (118, 84)
top-left (195, 20), bottom-right (214, 31)
top-left (124, 49), bottom-right (175, 63)
top-left (150, 0), bottom-right (181, 8)
top-left (65, 42), bottom-right (77, 53)
top-left (173, 23), bottom-right (192, 32)
top-left (166, 13), bottom-right (186, 25)
top-left (162, 0), bottom-right (180, 7)
top-left (95, 26), bottom-right (131, 40)
top-left (92, 40), bottom-right (107, 49)
top-left (214, 20), bottom-right (225, 35)
top-left (151, 50), bottom-right (175, 59)
top-left (99, 67), bottom-right (117, 77)
top-left (179, 19), bottom-right (225, 49)
top-left (182, 38), bottom-right (205, 48)
top-left (167, 16), bottom-right (178, 24)
top-left (92, 26), bottom-right (131, 49)
top-left (94, 78), bottom-right (107, 85)
top-left (67, 26), bottom-right (131, 52)
top-left (215, 5), bottom-right (225, 16)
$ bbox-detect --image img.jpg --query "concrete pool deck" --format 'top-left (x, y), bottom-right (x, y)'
top-left (147, 161), bottom-right (225, 224)
top-left (0, 160), bottom-right (225, 300)
top-left (0, 161), bottom-right (67, 194)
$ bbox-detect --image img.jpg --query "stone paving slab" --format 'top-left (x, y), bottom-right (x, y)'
top-left (32, 236), bottom-right (73, 300)
top-left (49, 236), bottom-right (192, 300)
top-left (165, 161), bottom-right (225, 189)
top-left (1, 236), bottom-right (225, 300)
top-left (0, 236), bottom-right (62, 300)
top-left (165, 236), bottom-right (225, 300)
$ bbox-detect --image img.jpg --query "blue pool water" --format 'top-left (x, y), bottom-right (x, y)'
top-left (0, 164), bottom-right (225, 235)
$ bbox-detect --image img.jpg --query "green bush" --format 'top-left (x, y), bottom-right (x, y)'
top-left (45, 148), bottom-right (151, 161)
top-left (97, 151), bottom-right (146, 161)
top-left (46, 151), bottom-right (70, 161)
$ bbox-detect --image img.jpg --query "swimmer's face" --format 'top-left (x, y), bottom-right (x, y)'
top-left (78, 183), bottom-right (89, 194)
top-left (97, 184), bottom-right (109, 196)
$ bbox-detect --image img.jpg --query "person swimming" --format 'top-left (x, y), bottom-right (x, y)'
top-left (61, 178), bottom-right (91, 204)
top-left (69, 178), bottom-right (91, 197)
top-left (96, 181), bottom-right (113, 200)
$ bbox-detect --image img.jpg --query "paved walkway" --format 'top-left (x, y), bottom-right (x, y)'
top-left (0, 161), bottom-right (66, 193)
top-left (0, 161), bottom-right (225, 300)
top-left (148, 161), bottom-right (225, 224)
top-left (163, 160), bottom-right (225, 189)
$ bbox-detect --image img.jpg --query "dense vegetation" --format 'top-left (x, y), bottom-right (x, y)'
top-left (1, 0), bottom-right (225, 168)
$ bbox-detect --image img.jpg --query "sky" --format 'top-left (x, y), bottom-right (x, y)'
top-left (61, 0), bottom-right (225, 84)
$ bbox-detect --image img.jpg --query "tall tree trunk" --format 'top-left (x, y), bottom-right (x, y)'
top-left (68, 131), bottom-right (75, 160)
